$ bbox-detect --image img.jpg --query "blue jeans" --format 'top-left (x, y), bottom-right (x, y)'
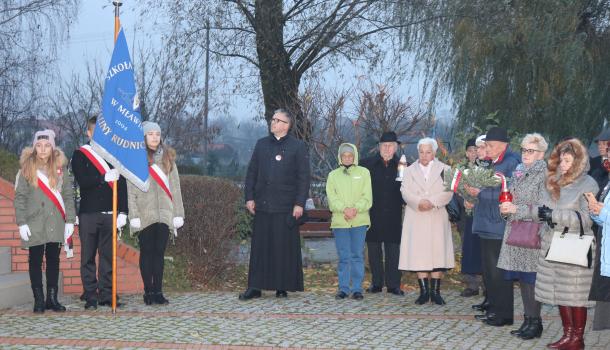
top-left (333, 226), bottom-right (367, 294)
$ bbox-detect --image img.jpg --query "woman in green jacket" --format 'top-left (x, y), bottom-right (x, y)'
top-left (14, 129), bottom-right (76, 313)
top-left (128, 121), bottom-right (185, 305)
top-left (326, 143), bottom-right (372, 300)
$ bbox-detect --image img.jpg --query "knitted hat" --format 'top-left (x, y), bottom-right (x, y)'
top-left (33, 129), bottom-right (56, 149)
top-left (142, 121), bottom-right (161, 134)
top-left (475, 134), bottom-right (486, 146)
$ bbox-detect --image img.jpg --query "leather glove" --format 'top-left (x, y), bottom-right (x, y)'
top-left (19, 225), bottom-right (31, 241)
top-left (116, 213), bottom-right (127, 229)
top-left (538, 205), bottom-right (555, 228)
top-left (64, 223), bottom-right (74, 244)
top-left (173, 217), bottom-right (184, 229)
top-left (130, 218), bottom-right (141, 229)
top-left (104, 169), bottom-right (120, 182)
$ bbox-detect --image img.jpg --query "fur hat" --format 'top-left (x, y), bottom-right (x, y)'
top-left (33, 129), bottom-right (56, 149)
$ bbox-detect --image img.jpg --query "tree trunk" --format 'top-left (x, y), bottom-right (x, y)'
top-left (254, 0), bottom-right (311, 140)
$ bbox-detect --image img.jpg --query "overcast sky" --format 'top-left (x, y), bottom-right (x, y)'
top-left (57, 1), bottom-right (452, 124)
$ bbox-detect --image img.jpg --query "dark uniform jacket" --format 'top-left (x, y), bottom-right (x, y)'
top-left (360, 154), bottom-right (405, 244)
top-left (245, 134), bottom-right (310, 213)
top-left (472, 147), bottom-right (521, 239)
top-left (71, 145), bottom-right (128, 214)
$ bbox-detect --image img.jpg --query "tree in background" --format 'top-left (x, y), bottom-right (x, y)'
top-left (147, 1), bottom-right (437, 140)
top-left (399, 0), bottom-right (610, 143)
top-left (0, 0), bottom-right (79, 153)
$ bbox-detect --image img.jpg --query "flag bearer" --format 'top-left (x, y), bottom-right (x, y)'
top-left (127, 121), bottom-right (184, 305)
top-left (71, 116), bottom-right (129, 310)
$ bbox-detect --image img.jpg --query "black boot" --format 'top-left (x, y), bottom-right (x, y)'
top-left (143, 293), bottom-right (153, 305)
top-left (32, 287), bottom-right (45, 313)
top-left (510, 316), bottom-right (530, 336)
top-left (472, 295), bottom-right (489, 312)
top-left (518, 317), bottom-right (543, 340)
top-left (238, 288), bottom-right (262, 301)
top-left (45, 286), bottom-right (66, 312)
top-left (430, 278), bottom-right (446, 305)
top-left (415, 278), bottom-right (430, 305)
top-left (153, 292), bottom-right (169, 305)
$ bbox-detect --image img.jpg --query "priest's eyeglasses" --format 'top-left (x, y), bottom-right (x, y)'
top-left (271, 118), bottom-right (289, 124)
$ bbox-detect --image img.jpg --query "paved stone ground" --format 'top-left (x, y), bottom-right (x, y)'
top-left (1, 290), bottom-right (609, 349)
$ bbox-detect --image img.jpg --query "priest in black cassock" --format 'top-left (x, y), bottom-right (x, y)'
top-left (239, 109), bottom-right (311, 300)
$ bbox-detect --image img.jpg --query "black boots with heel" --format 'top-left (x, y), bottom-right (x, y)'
top-left (32, 287), bottom-right (45, 313)
top-left (45, 286), bottom-right (66, 312)
top-left (415, 278), bottom-right (430, 305)
top-left (430, 278), bottom-right (446, 305)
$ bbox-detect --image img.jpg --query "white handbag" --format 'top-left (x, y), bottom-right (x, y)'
top-left (545, 211), bottom-right (594, 268)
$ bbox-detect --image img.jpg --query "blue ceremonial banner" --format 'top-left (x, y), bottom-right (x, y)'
top-left (92, 28), bottom-right (149, 191)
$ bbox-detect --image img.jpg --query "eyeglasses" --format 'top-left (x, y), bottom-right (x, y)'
top-left (271, 118), bottom-right (289, 124)
top-left (521, 148), bottom-right (542, 155)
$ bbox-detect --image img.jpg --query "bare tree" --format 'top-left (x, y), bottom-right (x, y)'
top-left (46, 62), bottom-right (104, 153)
top-left (303, 81), bottom-right (429, 184)
top-left (0, 0), bottom-right (79, 152)
top-left (133, 27), bottom-right (226, 156)
top-left (144, 1), bottom-right (437, 140)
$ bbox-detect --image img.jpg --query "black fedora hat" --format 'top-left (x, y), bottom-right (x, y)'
top-left (594, 128), bottom-right (610, 142)
top-left (483, 127), bottom-right (509, 143)
top-left (379, 131), bottom-right (401, 144)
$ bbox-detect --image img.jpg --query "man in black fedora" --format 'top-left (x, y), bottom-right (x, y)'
top-left (360, 131), bottom-right (406, 295)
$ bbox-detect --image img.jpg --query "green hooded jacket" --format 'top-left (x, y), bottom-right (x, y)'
top-left (325, 143), bottom-right (372, 229)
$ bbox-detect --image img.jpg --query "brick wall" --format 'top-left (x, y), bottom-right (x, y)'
top-left (0, 177), bottom-right (143, 294)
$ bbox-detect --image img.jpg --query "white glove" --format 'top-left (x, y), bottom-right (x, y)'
top-left (104, 169), bottom-right (120, 182)
top-left (64, 223), bottom-right (74, 243)
top-left (130, 218), bottom-right (141, 229)
top-left (173, 217), bottom-right (184, 229)
top-left (117, 213), bottom-right (127, 229)
top-left (19, 225), bottom-right (31, 241)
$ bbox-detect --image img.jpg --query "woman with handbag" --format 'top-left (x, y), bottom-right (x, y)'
top-left (535, 138), bottom-right (598, 350)
top-left (497, 133), bottom-right (548, 340)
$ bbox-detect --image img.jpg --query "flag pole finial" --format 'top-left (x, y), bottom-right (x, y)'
top-left (113, 1), bottom-right (122, 42)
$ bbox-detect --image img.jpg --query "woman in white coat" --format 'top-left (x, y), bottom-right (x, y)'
top-left (399, 138), bottom-right (454, 305)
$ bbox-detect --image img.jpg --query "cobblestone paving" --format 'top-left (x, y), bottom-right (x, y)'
top-left (1, 291), bottom-right (609, 349)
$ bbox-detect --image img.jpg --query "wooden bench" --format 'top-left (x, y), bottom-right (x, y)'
top-left (299, 209), bottom-right (332, 238)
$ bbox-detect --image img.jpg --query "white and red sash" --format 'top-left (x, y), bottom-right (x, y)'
top-left (79, 145), bottom-right (112, 189)
top-left (37, 170), bottom-right (66, 221)
top-left (149, 164), bottom-right (173, 201)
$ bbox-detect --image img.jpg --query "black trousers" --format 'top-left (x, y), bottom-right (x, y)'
top-left (28, 243), bottom-right (61, 289)
top-left (367, 241), bottom-right (401, 289)
top-left (79, 213), bottom-right (113, 301)
top-left (480, 238), bottom-right (514, 319)
top-left (138, 223), bottom-right (170, 294)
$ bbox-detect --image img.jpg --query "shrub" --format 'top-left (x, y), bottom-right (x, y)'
top-left (0, 148), bottom-right (19, 183)
top-left (171, 175), bottom-right (241, 287)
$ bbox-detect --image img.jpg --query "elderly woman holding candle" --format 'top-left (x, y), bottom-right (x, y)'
top-left (497, 133), bottom-right (548, 340)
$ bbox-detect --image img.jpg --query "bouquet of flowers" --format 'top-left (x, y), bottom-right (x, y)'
top-left (444, 164), bottom-right (503, 214)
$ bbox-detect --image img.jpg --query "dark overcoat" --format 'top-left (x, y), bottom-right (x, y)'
top-left (245, 134), bottom-right (310, 213)
top-left (360, 154), bottom-right (404, 244)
